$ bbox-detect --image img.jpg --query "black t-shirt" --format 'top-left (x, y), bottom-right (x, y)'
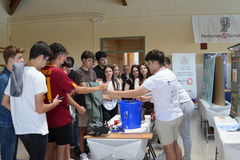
top-left (93, 65), bottom-right (103, 79)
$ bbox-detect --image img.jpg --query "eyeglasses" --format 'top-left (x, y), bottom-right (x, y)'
top-left (43, 56), bottom-right (49, 62)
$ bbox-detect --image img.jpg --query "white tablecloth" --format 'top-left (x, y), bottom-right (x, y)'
top-left (213, 117), bottom-right (240, 160)
top-left (199, 99), bottom-right (231, 127)
top-left (86, 115), bottom-right (152, 160)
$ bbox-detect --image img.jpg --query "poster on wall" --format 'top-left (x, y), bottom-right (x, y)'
top-left (172, 53), bottom-right (197, 108)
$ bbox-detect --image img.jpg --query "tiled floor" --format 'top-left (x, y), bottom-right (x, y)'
top-left (16, 109), bottom-right (216, 160)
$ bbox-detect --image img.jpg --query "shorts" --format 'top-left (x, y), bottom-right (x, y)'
top-left (155, 116), bottom-right (183, 145)
top-left (78, 112), bottom-right (90, 127)
top-left (48, 123), bottom-right (72, 145)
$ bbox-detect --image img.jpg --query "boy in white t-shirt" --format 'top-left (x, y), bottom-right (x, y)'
top-left (1, 41), bottom-right (61, 160)
top-left (104, 49), bottom-right (183, 160)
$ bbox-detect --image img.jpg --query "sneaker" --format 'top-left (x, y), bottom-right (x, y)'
top-left (88, 151), bottom-right (92, 158)
top-left (183, 155), bottom-right (191, 160)
top-left (80, 152), bottom-right (89, 160)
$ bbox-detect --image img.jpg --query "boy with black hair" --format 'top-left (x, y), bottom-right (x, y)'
top-left (93, 51), bottom-right (107, 80)
top-left (2, 41), bottom-right (61, 160)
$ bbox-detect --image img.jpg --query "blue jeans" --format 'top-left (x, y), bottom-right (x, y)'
top-left (19, 134), bottom-right (48, 160)
top-left (73, 116), bottom-right (79, 147)
top-left (0, 126), bottom-right (18, 160)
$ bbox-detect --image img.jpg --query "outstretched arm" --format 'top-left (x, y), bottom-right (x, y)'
top-left (137, 96), bottom-right (152, 102)
top-left (104, 86), bottom-right (149, 99)
top-left (74, 83), bottom-right (108, 94)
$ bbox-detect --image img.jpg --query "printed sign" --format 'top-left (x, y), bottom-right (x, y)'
top-left (192, 15), bottom-right (240, 43)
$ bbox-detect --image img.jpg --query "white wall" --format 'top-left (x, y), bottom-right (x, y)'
top-left (0, 0), bottom-right (10, 64)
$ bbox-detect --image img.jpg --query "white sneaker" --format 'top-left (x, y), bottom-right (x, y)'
top-left (88, 151), bottom-right (92, 158)
top-left (80, 152), bottom-right (89, 160)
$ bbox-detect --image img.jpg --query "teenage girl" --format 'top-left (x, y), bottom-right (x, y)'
top-left (100, 65), bottom-right (121, 122)
top-left (135, 63), bottom-right (153, 115)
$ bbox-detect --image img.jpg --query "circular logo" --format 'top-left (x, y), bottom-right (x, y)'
top-left (180, 56), bottom-right (188, 65)
top-left (187, 78), bottom-right (193, 85)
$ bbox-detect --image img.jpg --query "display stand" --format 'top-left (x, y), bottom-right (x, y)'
top-left (199, 99), bottom-right (231, 142)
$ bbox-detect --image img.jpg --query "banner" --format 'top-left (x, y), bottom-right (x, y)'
top-left (192, 15), bottom-right (240, 43)
top-left (172, 53), bottom-right (197, 108)
top-left (202, 56), bottom-right (216, 106)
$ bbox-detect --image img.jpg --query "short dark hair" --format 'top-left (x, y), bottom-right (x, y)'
top-left (29, 41), bottom-right (52, 60)
top-left (3, 45), bottom-right (25, 64)
top-left (61, 57), bottom-right (73, 68)
top-left (68, 56), bottom-right (75, 66)
top-left (95, 51), bottom-right (107, 61)
top-left (145, 49), bottom-right (165, 65)
top-left (81, 50), bottom-right (95, 61)
top-left (49, 42), bottom-right (67, 61)
top-left (165, 57), bottom-right (171, 65)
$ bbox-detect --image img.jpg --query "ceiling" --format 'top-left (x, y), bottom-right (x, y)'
top-left (8, 0), bottom-right (128, 15)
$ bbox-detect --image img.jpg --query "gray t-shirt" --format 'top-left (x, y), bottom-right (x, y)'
top-left (73, 67), bottom-right (97, 106)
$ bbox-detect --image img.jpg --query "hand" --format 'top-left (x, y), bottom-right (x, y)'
top-left (52, 95), bottom-right (62, 107)
top-left (151, 112), bottom-right (156, 120)
top-left (69, 90), bottom-right (75, 96)
top-left (103, 94), bottom-right (111, 100)
top-left (136, 96), bottom-right (147, 102)
top-left (77, 105), bottom-right (86, 115)
top-left (99, 83), bottom-right (108, 91)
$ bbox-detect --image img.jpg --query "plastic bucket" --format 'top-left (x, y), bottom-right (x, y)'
top-left (119, 100), bottom-right (143, 129)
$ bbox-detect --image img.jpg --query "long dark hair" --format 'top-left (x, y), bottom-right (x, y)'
top-left (130, 64), bottom-right (139, 84)
top-left (102, 65), bottom-right (119, 90)
top-left (138, 63), bottom-right (151, 85)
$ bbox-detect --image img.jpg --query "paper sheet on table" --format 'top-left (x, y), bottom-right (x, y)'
top-left (218, 124), bottom-right (240, 131)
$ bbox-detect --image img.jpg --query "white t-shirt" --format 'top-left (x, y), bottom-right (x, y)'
top-left (4, 66), bottom-right (48, 135)
top-left (135, 77), bottom-right (151, 97)
top-left (134, 78), bottom-right (140, 89)
top-left (178, 82), bottom-right (191, 105)
top-left (100, 81), bottom-right (119, 111)
top-left (142, 69), bottom-right (183, 121)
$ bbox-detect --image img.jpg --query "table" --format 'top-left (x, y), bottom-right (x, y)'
top-left (213, 116), bottom-right (240, 160)
top-left (199, 99), bottom-right (231, 142)
top-left (84, 115), bottom-right (153, 160)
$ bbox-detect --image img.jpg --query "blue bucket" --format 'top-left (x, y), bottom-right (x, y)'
top-left (119, 100), bottom-right (143, 129)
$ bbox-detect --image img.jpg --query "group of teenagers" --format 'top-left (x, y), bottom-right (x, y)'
top-left (0, 40), bottom-right (194, 160)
